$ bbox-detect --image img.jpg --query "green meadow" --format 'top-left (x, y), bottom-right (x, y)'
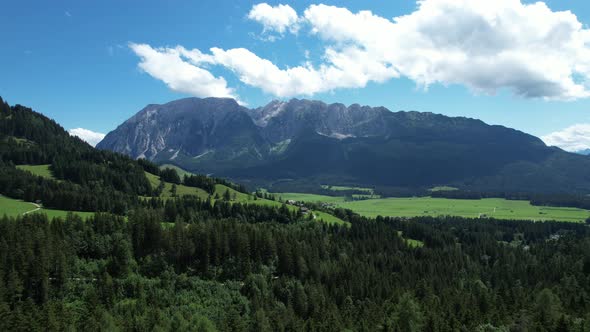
top-left (312, 210), bottom-right (348, 226)
top-left (277, 192), bottom-right (347, 203)
top-left (321, 184), bottom-right (374, 194)
top-left (213, 185), bottom-right (347, 225)
top-left (273, 194), bottom-right (590, 222)
top-left (338, 197), bottom-right (589, 222)
top-left (144, 171), bottom-right (210, 199)
top-left (159, 164), bottom-right (195, 178)
top-left (0, 195), bottom-right (94, 219)
top-left (16, 164), bottom-right (53, 179)
top-left (397, 231), bottom-right (425, 248)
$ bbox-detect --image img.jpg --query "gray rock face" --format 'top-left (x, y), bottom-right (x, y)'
top-left (98, 97), bottom-right (398, 160)
top-left (98, 97), bottom-right (263, 162)
top-left (247, 99), bottom-right (391, 143)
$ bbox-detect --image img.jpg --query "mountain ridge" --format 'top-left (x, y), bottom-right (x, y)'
top-left (97, 97), bottom-right (590, 194)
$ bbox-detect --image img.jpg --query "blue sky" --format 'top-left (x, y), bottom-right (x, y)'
top-left (2, 0), bottom-right (590, 150)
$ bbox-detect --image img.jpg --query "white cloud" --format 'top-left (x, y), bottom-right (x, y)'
top-left (301, 1), bottom-right (590, 100)
top-left (131, 0), bottom-right (590, 100)
top-left (247, 3), bottom-right (299, 38)
top-left (129, 43), bottom-right (241, 102)
top-left (542, 124), bottom-right (590, 152)
top-left (69, 128), bottom-right (106, 147)
top-left (208, 47), bottom-right (397, 97)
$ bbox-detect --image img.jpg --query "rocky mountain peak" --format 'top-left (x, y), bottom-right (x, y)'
top-left (96, 96), bottom-right (579, 193)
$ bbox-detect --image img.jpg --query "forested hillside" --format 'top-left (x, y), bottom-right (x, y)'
top-left (0, 97), bottom-right (151, 195)
top-left (0, 212), bottom-right (589, 331)
top-left (0, 97), bottom-right (154, 213)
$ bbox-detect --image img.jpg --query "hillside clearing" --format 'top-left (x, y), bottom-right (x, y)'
top-left (159, 164), bottom-right (194, 178)
top-left (0, 195), bottom-right (94, 219)
top-left (397, 231), bottom-right (425, 248)
top-left (16, 164), bottom-right (53, 179)
top-left (145, 172), bottom-right (347, 225)
top-left (144, 171), bottom-right (210, 199)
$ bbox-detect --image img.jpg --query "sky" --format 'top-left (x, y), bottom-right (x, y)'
top-left (2, 0), bottom-right (590, 150)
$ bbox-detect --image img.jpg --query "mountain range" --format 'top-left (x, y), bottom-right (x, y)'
top-left (97, 97), bottom-right (590, 193)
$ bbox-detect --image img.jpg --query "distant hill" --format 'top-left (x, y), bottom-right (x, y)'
top-left (98, 97), bottom-right (590, 194)
top-left (0, 96), bottom-right (156, 213)
top-left (575, 149), bottom-right (590, 155)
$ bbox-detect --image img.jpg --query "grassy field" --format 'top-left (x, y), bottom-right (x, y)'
top-left (321, 184), bottom-right (374, 194)
top-left (16, 164), bottom-right (53, 179)
top-left (145, 171), bottom-right (210, 199)
top-left (276, 192), bottom-right (381, 203)
top-left (0, 195), bottom-right (94, 219)
top-left (339, 197), bottom-right (589, 222)
top-left (216, 185), bottom-right (348, 225)
top-left (159, 164), bottom-right (194, 178)
top-left (313, 211), bottom-right (348, 226)
top-left (271, 193), bottom-right (590, 222)
top-left (397, 231), bottom-right (424, 248)
top-left (276, 192), bottom-right (347, 203)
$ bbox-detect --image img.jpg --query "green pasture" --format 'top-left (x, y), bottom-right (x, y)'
top-left (338, 197), bottom-right (589, 222)
top-left (16, 164), bottom-right (53, 179)
top-left (397, 231), bottom-right (424, 248)
top-left (159, 164), bottom-right (194, 178)
top-left (271, 193), bottom-right (590, 222)
top-left (276, 193), bottom-right (347, 203)
top-left (145, 171), bottom-right (210, 199)
top-left (0, 195), bottom-right (94, 219)
top-left (321, 184), bottom-right (374, 194)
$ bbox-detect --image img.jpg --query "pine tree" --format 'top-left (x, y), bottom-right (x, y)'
top-left (394, 293), bottom-right (424, 332)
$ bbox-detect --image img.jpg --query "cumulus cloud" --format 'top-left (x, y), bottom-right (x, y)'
top-left (542, 124), bottom-right (590, 152)
top-left (131, 0), bottom-right (590, 101)
top-left (69, 128), bottom-right (106, 147)
top-left (301, 1), bottom-right (590, 100)
top-left (129, 43), bottom-right (241, 102)
top-left (247, 3), bottom-right (299, 38)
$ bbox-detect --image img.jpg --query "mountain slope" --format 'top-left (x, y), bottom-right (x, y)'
top-left (98, 97), bottom-right (590, 194)
top-left (0, 97), bottom-right (159, 213)
top-left (98, 97), bottom-right (270, 172)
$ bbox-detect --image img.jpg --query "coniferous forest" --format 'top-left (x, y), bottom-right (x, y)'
top-left (1, 212), bottom-right (590, 331)
top-left (2, 98), bottom-right (590, 331)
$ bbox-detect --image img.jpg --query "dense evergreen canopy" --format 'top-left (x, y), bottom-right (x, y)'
top-left (0, 212), bottom-right (589, 331)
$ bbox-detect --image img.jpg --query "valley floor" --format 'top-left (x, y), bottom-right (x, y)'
top-left (274, 193), bottom-right (590, 222)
